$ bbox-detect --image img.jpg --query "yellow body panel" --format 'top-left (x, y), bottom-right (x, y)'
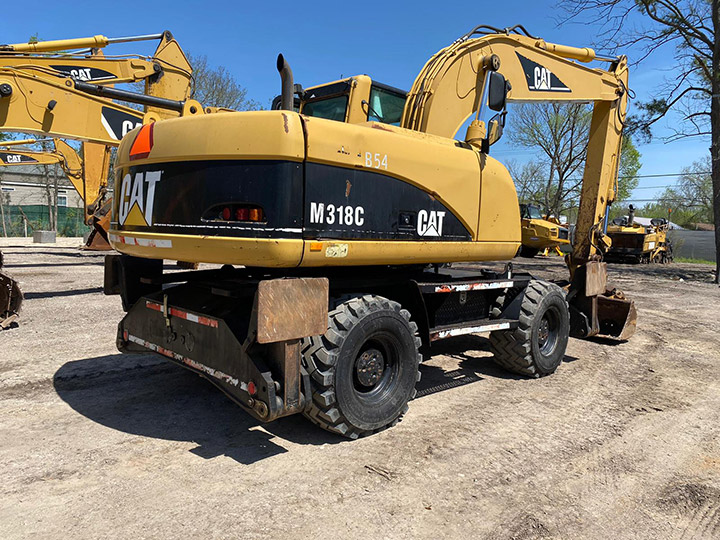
top-left (109, 231), bottom-right (304, 267)
top-left (117, 110), bottom-right (305, 164)
top-left (299, 240), bottom-right (519, 266)
top-left (303, 116), bottom-right (484, 238)
top-left (110, 111), bottom-right (521, 266)
top-left (476, 155), bottom-right (521, 243)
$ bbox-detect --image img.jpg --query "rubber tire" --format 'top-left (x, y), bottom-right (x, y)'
top-left (301, 295), bottom-right (422, 439)
top-left (489, 280), bottom-right (569, 378)
top-left (519, 246), bottom-right (540, 258)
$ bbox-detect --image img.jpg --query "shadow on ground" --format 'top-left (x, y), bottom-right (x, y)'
top-left (53, 335), bottom-right (573, 465)
top-left (53, 354), bottom-right (341, 465)
top-left (25, 287), bottom-right (103, 299)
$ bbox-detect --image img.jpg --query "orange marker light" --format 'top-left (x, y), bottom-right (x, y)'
top-left (129, 122), bottom-right (154, 161)
top-left (309, 242), bottom-right (323, 252)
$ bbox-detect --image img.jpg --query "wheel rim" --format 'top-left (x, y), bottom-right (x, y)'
top-left (537, 306), bottom-right (560, 355)
top-left (352, 333), bottom-right (399, 398)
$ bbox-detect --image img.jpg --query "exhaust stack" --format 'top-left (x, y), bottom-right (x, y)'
top-left (276, 54), bottom-right (294, 111)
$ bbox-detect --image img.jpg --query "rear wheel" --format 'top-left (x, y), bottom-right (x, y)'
top-left (489, 280), bottom-right (569, 378)
top-left (301, 295), bottom-right (421, 439)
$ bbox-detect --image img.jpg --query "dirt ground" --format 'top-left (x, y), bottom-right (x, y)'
top-left (1, 237), bottom-right (719, 540)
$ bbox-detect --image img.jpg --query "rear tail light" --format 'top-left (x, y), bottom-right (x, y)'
top-left (203, 204), bottom-right (265, 223)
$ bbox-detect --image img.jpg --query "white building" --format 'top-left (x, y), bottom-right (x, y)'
top-left (0, 165), bottom-right (84, 209)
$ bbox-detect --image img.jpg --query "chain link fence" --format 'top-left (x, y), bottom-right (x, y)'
top-left (0, 205), bottom-right (91, 237)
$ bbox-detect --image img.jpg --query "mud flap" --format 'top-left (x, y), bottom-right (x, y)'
top-left (116, 276), bottom-right (328, 423)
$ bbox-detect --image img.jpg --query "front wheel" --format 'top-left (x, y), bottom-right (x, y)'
top-left (301, 295), bottom-right (421, 439)
top-left (519, 245), bottom-right (540, 258)
top-left (489, 280), bottom-right (569, 378)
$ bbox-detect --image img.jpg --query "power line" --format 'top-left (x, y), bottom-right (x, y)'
top-left (632, 185), bottom-right (685, 190)
top-left (568, 171), bottom-right (711, 182)
top-left (623, 171), bottom-right (711, 179)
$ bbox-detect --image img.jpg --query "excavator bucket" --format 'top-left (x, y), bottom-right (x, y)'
top-left (596, 292), bottom-right (637, 340)
top-left (82, 199), bottom-right (113, 251)
top-left (568, 261), bottom-right (637, 341)
top-left (0, 270), bottom-right (23, 329)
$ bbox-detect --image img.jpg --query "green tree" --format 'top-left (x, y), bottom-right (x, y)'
top-left (187, 54), bottom-right (259, 110)
top-left (508, 103), bottom-right (641, 217)
top-left (617, 135), bottom-right (641, 200)
top-left (655, 156), bottom-right (713, 227)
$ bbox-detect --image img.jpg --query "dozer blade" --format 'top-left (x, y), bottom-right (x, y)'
top-left (0, 271), bottom-right (23, 329)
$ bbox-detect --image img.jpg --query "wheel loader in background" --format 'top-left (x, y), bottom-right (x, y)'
top-left (518, 203), bottom-right (570, 257)
top-left (605, 205), bottom-right (673, 264)
top-left (0, 30), bottom-right (197, 327)
top-left (101, 24), bottom-right (637, 439)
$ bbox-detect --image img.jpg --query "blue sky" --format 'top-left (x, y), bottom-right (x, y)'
top-left (1, 0), bottom-right (710, 205)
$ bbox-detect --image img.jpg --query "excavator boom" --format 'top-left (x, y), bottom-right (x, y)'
top-left (0, 31), bottom-right (192, 118)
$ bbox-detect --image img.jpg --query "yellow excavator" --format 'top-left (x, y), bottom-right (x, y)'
top-left (605, 205), bottom-right (673, 264)
top-left (0, 30), bottom-right (196, 327)
top-left (518, 203), bottom-right (570, 257)
top-left (0, 137), bottom-right (116, 250)
top-left (98, 25), bottom-right (635, 438)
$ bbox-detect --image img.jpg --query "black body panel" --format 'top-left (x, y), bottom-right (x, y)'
top-left (116, 160), bottom-right (304, 239)
top-left (303, 162), bottom-right (471, 241)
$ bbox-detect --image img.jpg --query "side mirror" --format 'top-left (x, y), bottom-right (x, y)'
top-left (486, 112), bottom-right (506, 146)
top-left (488, 72), bottom-right (507, 112)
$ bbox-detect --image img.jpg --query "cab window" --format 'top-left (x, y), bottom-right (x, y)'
top-left (302, 95), bottom-right (349, 122)
top-left (520, 205), bottom-right (543, 220)
top-left (367, 85), bottom-right (406, 125)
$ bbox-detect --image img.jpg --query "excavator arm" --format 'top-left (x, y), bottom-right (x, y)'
top-left (401, 26), bottom-right (634, 339)
top-left (0, 69), bottom-right (144, 144)
top-left (0, 139), bottom-right (98, 210)
top-left (0, 31), bottom-right (193, 119)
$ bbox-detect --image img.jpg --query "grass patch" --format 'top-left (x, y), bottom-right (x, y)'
top-left (675, 257), bottom-right (715, 266)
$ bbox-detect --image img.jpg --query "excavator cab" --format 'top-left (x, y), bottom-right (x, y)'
top-left (299, 75), bottom-right (407, 125)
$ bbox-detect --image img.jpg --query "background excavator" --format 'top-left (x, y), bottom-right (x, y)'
top-left (0, 137), bottom-right (113, 249)
top-left (102, 25), bottom-right (637, 438)
top-left (0, 30), bottom-right (196, 327)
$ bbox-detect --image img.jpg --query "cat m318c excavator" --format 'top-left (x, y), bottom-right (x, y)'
top-left (0, 31), bottom-right (196, 328)
top-left (104, 25), bottom-right (636, 438)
